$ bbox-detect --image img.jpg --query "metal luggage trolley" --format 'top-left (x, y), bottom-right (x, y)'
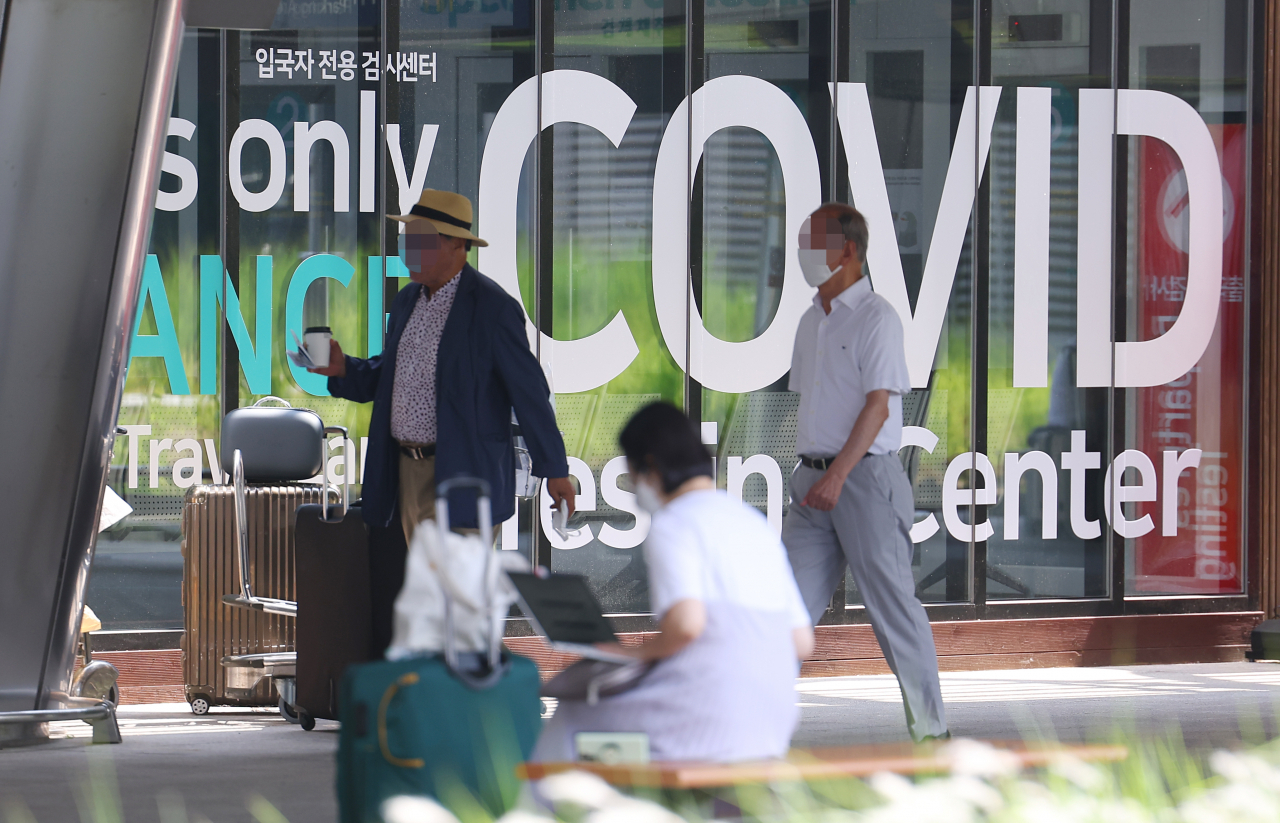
top-left (216, 397), bottom-right (350, 725)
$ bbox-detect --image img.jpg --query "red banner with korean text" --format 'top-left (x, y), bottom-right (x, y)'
top-left (1131, 125), bottom-right (1246, 594)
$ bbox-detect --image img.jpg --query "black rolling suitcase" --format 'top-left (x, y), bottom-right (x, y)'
top-left (294, 499), bottom-right (373, 728)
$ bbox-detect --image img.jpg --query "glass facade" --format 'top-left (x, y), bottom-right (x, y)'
top-left (91, 0), bottom-right (1258, 636)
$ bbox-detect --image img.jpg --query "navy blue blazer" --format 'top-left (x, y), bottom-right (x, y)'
top-left (328, 264), bottom-right (568, 528)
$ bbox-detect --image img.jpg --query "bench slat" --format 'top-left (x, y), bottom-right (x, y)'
top-left (517, 742), bottom-right (1128, 789)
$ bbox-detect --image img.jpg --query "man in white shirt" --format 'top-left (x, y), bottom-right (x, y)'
top-left (784, 202), bottom-right (947, 742)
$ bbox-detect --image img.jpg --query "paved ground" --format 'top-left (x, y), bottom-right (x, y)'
top-left (4, 662), bottom-right (1280, 823)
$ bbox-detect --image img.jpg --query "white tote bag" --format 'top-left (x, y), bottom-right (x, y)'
top-left (386, 518), bottom-right (529, 660)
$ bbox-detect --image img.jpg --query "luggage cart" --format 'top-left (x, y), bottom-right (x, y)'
top-left (210, 397), bottom-right (349, 726)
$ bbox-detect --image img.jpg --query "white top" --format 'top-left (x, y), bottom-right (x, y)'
top-left (646, 489), bottom-right (810, 628)
top-left (531, 488), bottom-right (809, 763)
top-left (789, 277), bottom-right (912, 457)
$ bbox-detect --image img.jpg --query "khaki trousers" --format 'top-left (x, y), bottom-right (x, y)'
top-left (398, 452), bottom-right (436, 544)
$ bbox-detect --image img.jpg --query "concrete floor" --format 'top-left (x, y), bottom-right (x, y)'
top-left (4, 662), bottom-right (1280, 823)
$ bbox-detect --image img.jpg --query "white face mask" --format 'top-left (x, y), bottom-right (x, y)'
top-left (797, 215), bottom-right (846, 287)
top-left (797, 248), bottom-right (842, 287)
top-left (634, 479), bottom-right (664, 514)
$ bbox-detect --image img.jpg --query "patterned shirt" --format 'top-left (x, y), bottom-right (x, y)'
top-left (390, 274), bottom-right (460, 444)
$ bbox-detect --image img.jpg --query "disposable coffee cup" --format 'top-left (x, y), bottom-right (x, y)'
top-left (304, 326), bottom-right (332, 368)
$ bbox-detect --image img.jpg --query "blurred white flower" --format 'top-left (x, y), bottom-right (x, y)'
top-left (1180, 781), bottom-right (1280, 823)
top-left (868, 771), bottom-right (915, 802)
top-left (584, 799), bottom-right (685, 823)
top-left (941, 739), bottom-right (1022, 779)
top-left (1048, 755), bottom-right (1108, 793)
top-left (537, 771), bottom-right (625, 810)
top-left (381, 796), bottom-right (462, 823)
top-left (1209, 751), bottom-right (1280, 793)
top-left (946, 775), bottom-right (1005, 814)
top-left (863, 774), bottom-right (991, 823)
top-left (534, 771), bottom-right (683, 823)
top-left (495, 811), bottom-right (559, 823)
top-left (811, 810), bottom-right (863, 823)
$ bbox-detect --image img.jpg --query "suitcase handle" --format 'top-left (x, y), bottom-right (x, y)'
top-left (321, 425), bottom-right (351, 523)
top-left (434, 478), bottom-right (502, 677)
top-left (377, 672), bottom-right (425, 769)
top-left (233, 450), bottom-right (253, 602)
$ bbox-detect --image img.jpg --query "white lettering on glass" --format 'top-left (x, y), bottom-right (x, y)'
top-left (229, 119), bottom-right (287, 212)
top-left (1077, 89), bottom-right (1224, 387)
top-left (156, 118), bottom-right (198, 212)
top-left (1061, 430), bottom-right (1102, 539)
top-left (1162, 448), bottom-right (1203, 536)
top-left (1103, 450), bottom-right (1159, 538)
top-left (122, 425), bottom-right (152, 489)
top-left (726, 455), bottom-right (783, 535)
top-left (1003, 450), bottom-right (1057, 540)
top-left (360, 89), bottom-right (376, 213)
top-left (171, 439), bottom-right (203, 489)
top-left (831, 82), bottom-right (1002, 388)
top-left (478, 70), bottom-right (640, 393)
top-left (1013, 87), bottom-right (1052, 388)
top-left (653, 75), bottom-right (821, 394)
top-left (899, 426), bottom-right (941, 542)
top-left (293, 120), bottom-right (350, 213)
top-left (598, 456), bottom-right (651, 549)
top-left (942, 452), bottom-right (998, 542)
top-left (386, 123), bottom-right (439, 217)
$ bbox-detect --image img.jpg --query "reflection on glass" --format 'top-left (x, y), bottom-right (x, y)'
top-left (700, 0), bottom-right (822, 588)
top-left (399, 0), bottom-right (538, 561)
top-left (90, 30), bottom-right (223, 632)
top-left (985, 0), bottom-right (1110, 600)
top-left (847, 0), bottom-right (974, 605)
top-left (546, 1), bottom-right (684, 613)
top-left (1123, 0), bottom-right (1247, 595)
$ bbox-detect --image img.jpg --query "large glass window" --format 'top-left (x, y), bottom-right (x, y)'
top-left (847, 0), bottom-right (976, 605)
top-left (1122, 0), bottom-right (1249, 596)
top-left (697, 0), bottom-right (830, 609)
top-left (545, 0), bottom-right (685, 613)
top-left (397, 0), bottom-right (538, 564)
top-left (93, 0), bottom-right (1259, 642)
top-left (984, 0), bottom-right (1111, 600)
top-left (91, 30), bottom-right (223, 633)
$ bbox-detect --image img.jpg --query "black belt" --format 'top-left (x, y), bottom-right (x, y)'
top-left (800, 453), bottom-right (873, 471)
top-left (400, 443), bottom-right (436, 460)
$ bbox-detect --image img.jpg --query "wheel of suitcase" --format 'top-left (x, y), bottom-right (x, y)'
top-left (299, 712), bottom-right (315, 731)
top-left (278, 697), bottom-right (301, 724)
top-left (190, 696), bottom-right (210, 715)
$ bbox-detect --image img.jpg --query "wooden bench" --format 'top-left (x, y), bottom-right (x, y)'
top-left (517, 741), bottom-right (1128, 789)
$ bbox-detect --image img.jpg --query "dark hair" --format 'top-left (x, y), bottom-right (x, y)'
top-left (619, 402), bottom-right (714, 494)
top-left (814, 202), bottom-right (869, 264)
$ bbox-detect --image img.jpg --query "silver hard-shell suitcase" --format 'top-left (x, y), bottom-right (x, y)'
top-left (181, 397), bottom-right (342, 716)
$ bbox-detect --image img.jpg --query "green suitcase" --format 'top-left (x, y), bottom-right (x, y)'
top-left (336, 478), bottom-right (543, 822)
top-left (336, 652), bottom-right (542, 822)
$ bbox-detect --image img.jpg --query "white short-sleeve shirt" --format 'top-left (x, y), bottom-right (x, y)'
top-left (532, 488), bottom-right (809, 762)
top-left (789, 276), bottom-right (912, 457)
top-left (645, 489), bottom-right (810, 628)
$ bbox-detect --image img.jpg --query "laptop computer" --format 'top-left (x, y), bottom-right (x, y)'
top-left (506, 572), bottom-right (635, 664)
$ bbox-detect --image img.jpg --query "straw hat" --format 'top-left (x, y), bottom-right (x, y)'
top-left (390, 189), bottom-right (488, 247)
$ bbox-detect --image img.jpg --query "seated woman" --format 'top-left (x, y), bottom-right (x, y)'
top-left (533, 402), bottom-right (814, 763)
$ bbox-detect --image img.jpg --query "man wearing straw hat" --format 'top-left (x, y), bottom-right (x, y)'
top-left (310, 190), bottom-right (575, 638)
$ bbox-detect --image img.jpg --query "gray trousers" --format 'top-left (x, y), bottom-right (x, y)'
top-left (783, 455), bottom-right (947, 740)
